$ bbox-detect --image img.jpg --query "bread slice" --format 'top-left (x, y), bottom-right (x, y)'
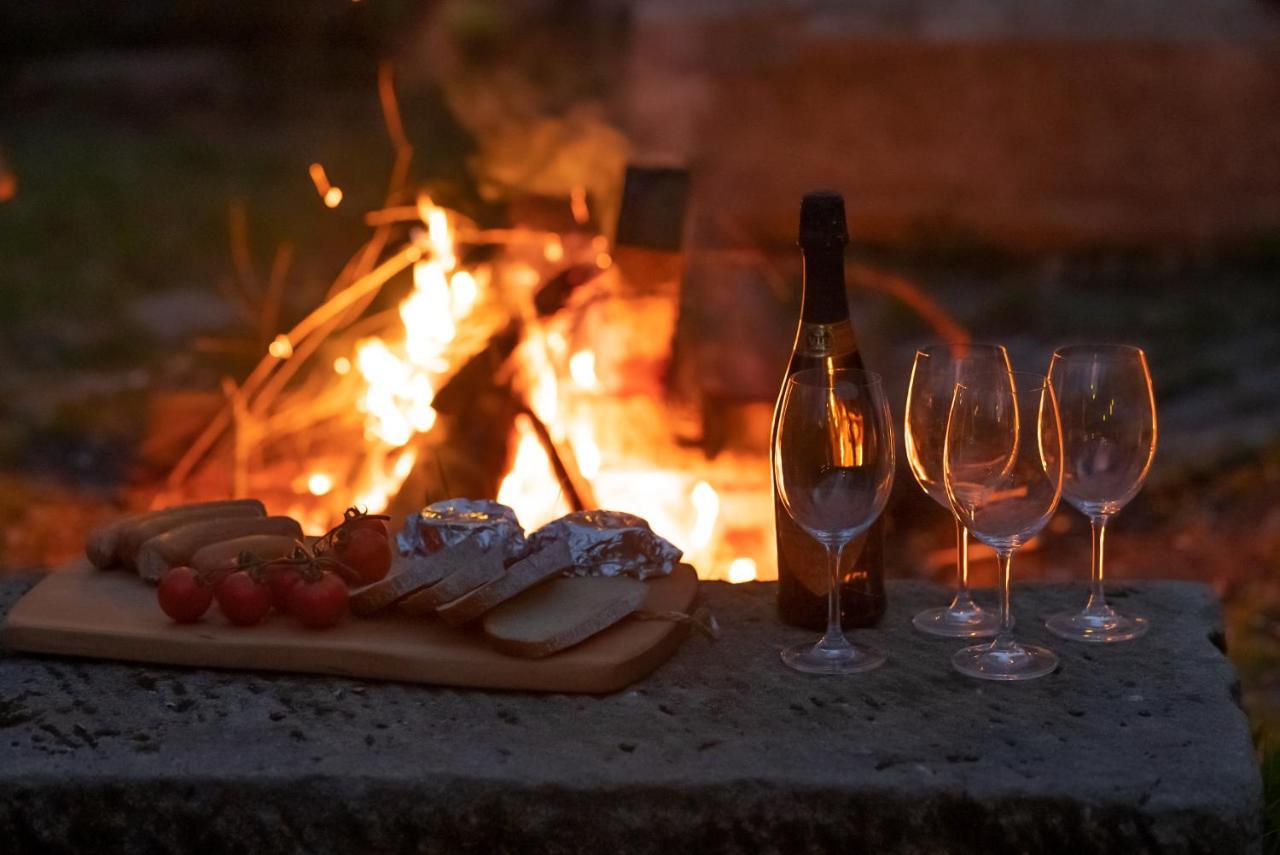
top-left (435, 540), bottom-right (573, 627)
top-left (482, 576), bottom-right (646, 658)
top-left (349, 540), bottom-right (492, 617)
top-left (398, 548), bottom-right (507, 617)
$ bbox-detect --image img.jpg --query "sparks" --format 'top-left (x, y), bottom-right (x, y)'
top-left (308, 163), bottom-right (343, 208)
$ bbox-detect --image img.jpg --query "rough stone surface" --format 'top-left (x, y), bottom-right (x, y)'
top-left (0, 575), bottom-right (1261, 854)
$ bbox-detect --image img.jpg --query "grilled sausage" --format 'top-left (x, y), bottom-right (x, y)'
top-left (115, 500), bottom-right (267, 569)
top-left (191, 534), bottom-right (302, 577)
top-left (86, 512), bottom-right (145, 569)
top-left (87, 500), bottom-right (266, 570)
top-left (136, 516), bottom-right (303, 583)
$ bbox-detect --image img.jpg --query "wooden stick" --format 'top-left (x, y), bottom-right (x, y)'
top-left (165, 244), bottom-right (420, 487)
top-left (515, 406), bottom-right (593, 512)
top-left (221, 376), bottom-right (250, 499)
top-left (260, 241), bottom-right (294, 347)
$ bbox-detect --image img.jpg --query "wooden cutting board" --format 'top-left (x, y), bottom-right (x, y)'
top-left (1, 560), bottom-right (699, 694)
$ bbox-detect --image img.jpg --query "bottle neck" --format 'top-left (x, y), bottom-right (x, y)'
top-left (799, 246), bottom-right (849, 324)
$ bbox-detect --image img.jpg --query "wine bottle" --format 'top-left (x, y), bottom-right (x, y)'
top-left (772, 191), bottom-right (887, 630)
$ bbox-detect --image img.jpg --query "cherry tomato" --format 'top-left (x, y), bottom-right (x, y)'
top-left (199, 560), bottom-right (239, 589)
top-left (287, 571), bottom-right (348, 629)
top-left (345, 515), bottom-right (388, 538)
top-left (333, 527), bottom-right (392, 586)
top-left (266, 562), bottom-right (303, 612)
top-left (215, 571), bottom-right (273, 626)
top-left (157, 566), bottom-right (213, 623)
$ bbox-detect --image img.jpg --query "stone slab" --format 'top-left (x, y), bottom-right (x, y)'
top-left (0, 575), bottom-right (1261, 853)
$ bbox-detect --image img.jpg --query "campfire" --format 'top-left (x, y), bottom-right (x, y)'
top-left (155, 76), bottom-right (772, 584)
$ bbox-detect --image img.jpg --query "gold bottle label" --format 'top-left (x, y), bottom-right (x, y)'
top-left (796, 319), bottom-right (856, 359)
top-left (777, 317), bottom-right (864, 597)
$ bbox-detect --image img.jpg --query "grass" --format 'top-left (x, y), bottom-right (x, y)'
top-left (0, 55), bottom-right (479, 503)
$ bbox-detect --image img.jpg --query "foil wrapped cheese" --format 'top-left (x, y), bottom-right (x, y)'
top-left (527, 509), bottom-right (682, 580)
top-left (397, 498), bottom-right (527, 563)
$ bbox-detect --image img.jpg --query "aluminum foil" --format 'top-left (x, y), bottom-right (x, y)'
top-left (397, 498), bottom-right (527, 563)
top-left (527, 509), bottom-right (682, 580)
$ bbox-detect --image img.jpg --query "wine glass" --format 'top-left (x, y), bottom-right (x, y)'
top-left (773, 367), bottom-right (896, 674)
top-left (945, 372), bottom-right (1064, 680)
top-left (1044, 345), bottom-right (1157, 643)
top-left (905, 343), bottom-right (1013, 637)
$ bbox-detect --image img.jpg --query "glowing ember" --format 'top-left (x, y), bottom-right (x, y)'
top-left (568, 351), bottom-right (598, 390)
top-left (689, 481), bottom-right (720, 552)
top-left (268, 334), bottom-right (294, 359)
top-left (728, 558), bottom-right (758, 584)
top-left (569, 185), bottom-right (590, 225)
top-left (308, 473), bottom-right (334, 496)
top-left (308, 163), bottom-right (344, 209)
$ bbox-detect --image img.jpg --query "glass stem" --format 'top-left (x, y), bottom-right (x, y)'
top-left (995, 548), bottom-right (1015, 649)
top-left (1084, 515), bottom-right (1111, 615)
top-left (948, 518), bottom-right (976, 611)
top-left (820, 542), bottom-right (851, 650)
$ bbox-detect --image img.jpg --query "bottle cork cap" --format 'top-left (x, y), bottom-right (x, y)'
top-left (798, 191), bottom-right (849, 248)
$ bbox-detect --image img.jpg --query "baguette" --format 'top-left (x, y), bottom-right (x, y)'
top-left (191, 534), bottom-right (302, 576)
top-left (482, 576), bottom-right (646, 658)
top-left (116, 500), bottom-right (267, 568)
top-left (349, 540), bottom-right (495, 617)
top-left (435, 539), bottom-right (572, 627)
top-left (136, 516), bottom-right (302, 583)
top-left (398, 550), bottom-right (507, 617)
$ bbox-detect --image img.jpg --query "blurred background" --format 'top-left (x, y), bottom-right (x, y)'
top-left (1, 0), bottom-right (1279, 803)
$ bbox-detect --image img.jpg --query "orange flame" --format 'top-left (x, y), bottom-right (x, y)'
top-left (214, 190), bottom-right (774, 582)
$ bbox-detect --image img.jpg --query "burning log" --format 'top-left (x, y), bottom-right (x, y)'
top-left (533, 264), bottom-right (608, 317)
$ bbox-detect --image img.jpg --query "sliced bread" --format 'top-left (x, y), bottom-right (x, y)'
top-left (435, 539), bottom-right (573, 627)
top-left (398, 548), bottom-right (507, 617)
top-left (482, 576), bottom-right (646, 658)
top-left (349, 539), bottom-right (491, 617)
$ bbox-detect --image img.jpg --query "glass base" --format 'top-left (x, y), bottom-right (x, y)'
top-left (781, 638), bottom-right (886, 675)
top-left (952, 639), bottom-right (1058, 681)
top-left (1045, 608), bottom-right (1148, 643)
top-left (912, 601), bottom-right (1003, 638)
